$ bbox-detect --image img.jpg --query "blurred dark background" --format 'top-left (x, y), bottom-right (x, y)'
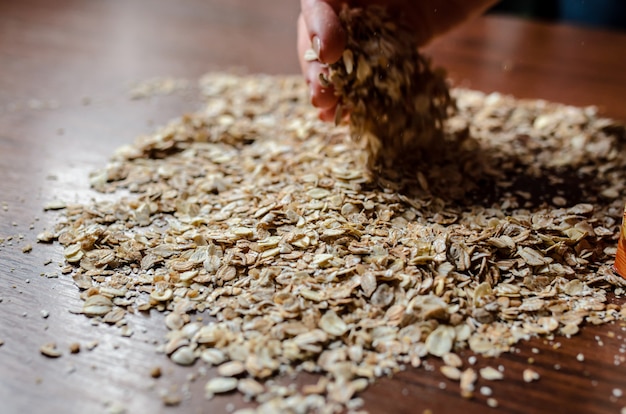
top-left (489, 0), bottom-right (626, 30)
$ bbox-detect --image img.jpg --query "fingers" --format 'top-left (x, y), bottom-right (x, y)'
top-left (300, 0), bottom-right (346, 64)
top-left (318, 106), bottom-right (337, 122)
top-left (307, 61), bottom-right (338, 109)
top-left (298, 13), bottom-right (340, 111)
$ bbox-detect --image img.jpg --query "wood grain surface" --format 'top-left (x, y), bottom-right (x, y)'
top-left (1, 1), bottom-right (626, 413)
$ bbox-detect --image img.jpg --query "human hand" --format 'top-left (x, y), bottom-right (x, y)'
top-left (297, 0), bottom-right (498, 121)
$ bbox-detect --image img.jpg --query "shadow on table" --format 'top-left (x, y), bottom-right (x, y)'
top-left (369, 121), bottom-right (626, 211)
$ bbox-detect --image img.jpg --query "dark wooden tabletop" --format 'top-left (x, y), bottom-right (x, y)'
top-left (2, 1), bottom-right (626, 413)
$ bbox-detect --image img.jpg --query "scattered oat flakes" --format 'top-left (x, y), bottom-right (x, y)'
top-left (442, 353), bottom-right (463, 368)
top-left (205, 377), bottom-right (238, 397)
top-left (37, 231), bottom-right (56, 243)
top-left (460, 368), bottom-right (477, 398)
top-left (171, 346), bottom-right (196, 366)
top-left (120, 326), bottom-right (133, 338)
top-left (43, 200), bottom-right (66, 211)
top-left (150, 366), bottom-right (162, 378)
top-left (161, 390), bottom-right (183, 406)
top-left (480, 386), bottom-right (493, 396)
top-left (237, 378), bottom-right (264, 397)
top-left (523, 368), bottom-right (540, 383)
top-left (217, 361), bottom-right (246, 377)
top-left (440, 365), bottom-right (462, 381)
top-left (480, 367), bottom-right (504, 381)
top-left (82, 295), bottom-right (112, 317)
top-left (40, 342), bottom-right (62, 358)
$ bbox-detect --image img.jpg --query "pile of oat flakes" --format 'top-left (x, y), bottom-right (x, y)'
top-left (46, 71), bottom-right (626, 413)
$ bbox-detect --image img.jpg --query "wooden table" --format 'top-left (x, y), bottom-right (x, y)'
top-left (1, 1), bottom-right (626, 413)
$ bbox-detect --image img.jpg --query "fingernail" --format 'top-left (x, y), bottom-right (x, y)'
top-left (312, 36), bottom-right (321, 59)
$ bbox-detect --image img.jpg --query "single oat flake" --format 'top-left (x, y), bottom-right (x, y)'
top-left (40, 342), bottom-right (62, 358)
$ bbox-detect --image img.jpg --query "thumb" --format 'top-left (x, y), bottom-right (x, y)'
top-left (300, 0), bottom-right (346, 64)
